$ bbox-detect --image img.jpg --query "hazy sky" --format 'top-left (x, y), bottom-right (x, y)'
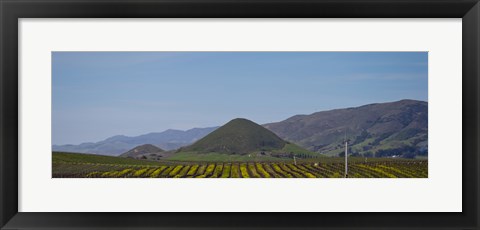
top-left (52, 52), bottom-right (428, 145)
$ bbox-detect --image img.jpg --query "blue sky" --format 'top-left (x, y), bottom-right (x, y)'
top-left (52, 52), bottom-right (428, 145)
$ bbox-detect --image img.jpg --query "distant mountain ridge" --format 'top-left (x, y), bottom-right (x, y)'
top-left (263, 99), bottom-right (428, 157)
top-left (53, 99), bottom-right (428, 158)
top-left (52, 127), bottom-right (218, 156)
top-left (120, 144), bottom-right (164, 158)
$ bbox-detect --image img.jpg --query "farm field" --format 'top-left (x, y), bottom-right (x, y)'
top-left (53, 152), bottom-right (428, 178)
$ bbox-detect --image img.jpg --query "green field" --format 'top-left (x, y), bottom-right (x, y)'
top-left (53, 152), bottom-right (428, 178)
top-left (53, 152), bottom-right (166, 166)
top-left (166, 151), bottom-right (293, 162)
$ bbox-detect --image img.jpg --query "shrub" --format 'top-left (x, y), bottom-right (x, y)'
top-left (150, 166), bottom-right (166, 178)
top-left (221, 164), bottom-right (231, 178)
top-left (143, 168), bottom-right (158, 177)
top-left (169, 165), bottom-right (184, 177)
top-left (240, 164), bottom-right (250, 178)
top-left (280, 164), bottom-right (302, 177)
top-left (175, 165), bottom-right (191, 178)
top-left (211, 164), bottom-right (223, 178)
top-left (231, 164), bottom-right (240, 178)
top-left (332, 172), bottom-right (341, 178)
top-left (204, 164), bottom-right (216, 177)
top-left (255, 163), bottom-right (270, 178)
top-left (102, 171), bottom-right (121, 178)
top-left (118, 168), bottom-right (134, 177)
top-left (248, 164), bottom-right (261, 178)
top-left (196, 165), bottom-right (207, 175)
top-left (133, 168), bottom-right (149, 177)
top-left (295, 165), bottom-right (316, 178)
top-left (86, 171), bottom-right (101, 178)
top-left (187, 165), bottom-right (199, 176)
top-left (160, 166), bottom-right (174, 177)
top-left (272, 163), bottom-right (292, 178)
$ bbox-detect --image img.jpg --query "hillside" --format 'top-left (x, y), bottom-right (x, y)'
top-left (181, 118), bottom-right (289, 155)
top-left (53, 100), bottom-right (427, 159)
top-left (263, 99), bottom-right (428, 158)
top-left (120, 144), bottom-right (164, 159)
top-left (52, 127), bottom-right (217, 156)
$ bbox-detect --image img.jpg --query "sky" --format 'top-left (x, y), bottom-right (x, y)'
top-left (52, 52), bottom-right (428, 145)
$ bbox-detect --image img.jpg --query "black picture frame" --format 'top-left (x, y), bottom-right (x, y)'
top-left (1, 0), bottom-right (479, 229)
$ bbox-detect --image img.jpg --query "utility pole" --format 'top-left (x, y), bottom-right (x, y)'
top-left (293, 155), bottom-right (297, 165)
top-left (344, 131), bottom-right (348, 178)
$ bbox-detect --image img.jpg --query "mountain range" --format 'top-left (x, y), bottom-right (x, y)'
top-left (53, 99), bottom-right (428, 158)
top-left (263, 99), bottom-right (427, 157)
top-left (52, 127), bottom-right (218, 156)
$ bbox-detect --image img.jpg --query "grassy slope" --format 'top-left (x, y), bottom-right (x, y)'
top-left (165, 151), bottom-right (292, 162)
top-left (177, 118), bottom-right (320, 161)
top-left (264, 100), bottom-right (428, 157)
top-left (183, 118), bottom-right (287, 154)
top-left (169, 143), bottom-right (322, 162)
top-left (272, 143), bottom-right (320, 156)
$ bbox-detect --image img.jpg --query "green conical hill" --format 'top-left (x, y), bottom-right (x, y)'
top-left (182, 118), bottom-right (287, 154)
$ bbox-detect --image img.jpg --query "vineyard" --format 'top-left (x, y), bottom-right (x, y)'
top-left (53, 161), bottom-right (428, 178)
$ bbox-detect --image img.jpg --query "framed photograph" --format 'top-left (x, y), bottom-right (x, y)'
top-left (1, 0), bottom-right (478, 229)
